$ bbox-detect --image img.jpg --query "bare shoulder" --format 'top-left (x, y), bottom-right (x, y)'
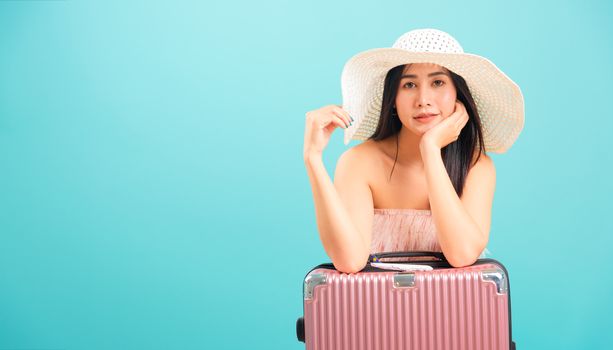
top-left (467, 152), bottom-right (496, 182)
top-left (336, 140), bottom-right (381, 170)
top-left (334, 140), bottom-right (383, 182)
top-left (473, 152), bottom-right (494, 168)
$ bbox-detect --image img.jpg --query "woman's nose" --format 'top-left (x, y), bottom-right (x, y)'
top-left (415, 88), bottom-right (433, 107)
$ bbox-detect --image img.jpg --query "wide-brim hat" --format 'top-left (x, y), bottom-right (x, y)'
top-left (341, 28), bottom-right (524, 153)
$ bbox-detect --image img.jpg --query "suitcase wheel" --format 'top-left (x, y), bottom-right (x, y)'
top-left (296, 317), bottom-right (305, 342)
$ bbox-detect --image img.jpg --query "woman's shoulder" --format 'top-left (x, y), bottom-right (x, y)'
top-left (338, 139), bottom-right (386, 168)
top-left (335, 139), bottom-right (390, 187)
top-left (333, 140), bottom-right (381, 191)
top-left (469, 151), bottom-right (495, 178)
top-left (471, 149), bottom-right (494, 168)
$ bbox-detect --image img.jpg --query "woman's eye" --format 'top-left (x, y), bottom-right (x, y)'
top-left (403, 80), bottom-right (445, 88)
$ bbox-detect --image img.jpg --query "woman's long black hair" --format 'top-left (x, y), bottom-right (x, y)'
top-left (369, 64), bottom-right (486, 198)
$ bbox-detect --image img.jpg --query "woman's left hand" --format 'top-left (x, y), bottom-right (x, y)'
top-left (420, 100), bottom-right (469, 151)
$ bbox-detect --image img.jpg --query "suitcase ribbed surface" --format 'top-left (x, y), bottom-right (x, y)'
top-left (304, 264), bottom-right (510, 350)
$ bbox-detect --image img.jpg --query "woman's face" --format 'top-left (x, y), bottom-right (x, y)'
top-left (395, 63), bottom-right (457, 136)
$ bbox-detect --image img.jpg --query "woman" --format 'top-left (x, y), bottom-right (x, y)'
top-left (303, 29), bottom-right (524, 273)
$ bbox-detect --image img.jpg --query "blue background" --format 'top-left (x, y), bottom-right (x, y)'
top-left (1, 0), bottom-right (611, 349)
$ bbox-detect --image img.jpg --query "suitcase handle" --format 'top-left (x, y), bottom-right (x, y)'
top-left (369, 251), bottom-right (447, 262)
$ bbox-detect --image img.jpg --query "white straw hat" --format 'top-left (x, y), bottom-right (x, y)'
top-left (341, 28), bottom-right (524, 153)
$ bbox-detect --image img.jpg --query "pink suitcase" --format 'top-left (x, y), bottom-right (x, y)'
top-left (296, 252), bottom-right (516, 350)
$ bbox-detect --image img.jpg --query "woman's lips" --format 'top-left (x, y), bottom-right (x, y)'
top-left (414, 114), bottom-right (438, 123)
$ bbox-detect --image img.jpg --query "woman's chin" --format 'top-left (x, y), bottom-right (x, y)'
top-left (413, 121), bottom-right (439, 133)
top-left (403, 119), bottom-right (441, 136)
top-left (408, 128), bottom-right (429, 138)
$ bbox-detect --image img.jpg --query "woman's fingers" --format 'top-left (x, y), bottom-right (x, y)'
top-left (331, 111), bottom-right (350, 128)
top-left (317, 114), bottom-right (348, 130)
top-left (303, 104), bottom-right (351, 157)
top-left (332, 106), bottom-right (352, 127)
top-left (306, 104), bottom-right (352, 132)
top-left (329, 114), bottom-right (349, 129)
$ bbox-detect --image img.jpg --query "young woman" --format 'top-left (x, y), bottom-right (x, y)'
top-left (302, 29), bottom-right (524, 273)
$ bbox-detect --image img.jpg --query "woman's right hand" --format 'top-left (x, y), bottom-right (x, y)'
top-left (303, 105), bottom-right (353, 161)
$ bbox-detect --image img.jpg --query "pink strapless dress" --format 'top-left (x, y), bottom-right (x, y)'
top-left (370, 208), bottom-right (490, 258)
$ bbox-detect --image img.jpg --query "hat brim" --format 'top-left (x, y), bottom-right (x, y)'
top-left (340, 48), bottom-right (525, 153)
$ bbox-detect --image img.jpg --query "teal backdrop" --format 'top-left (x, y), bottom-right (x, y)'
top-left (1, 0), bottom-right (611, 349)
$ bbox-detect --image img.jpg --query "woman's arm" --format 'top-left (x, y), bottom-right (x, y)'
top-left (420, 144), bottom-right (495, 267)
top-left (304, 149), bottom-right (374, 273)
